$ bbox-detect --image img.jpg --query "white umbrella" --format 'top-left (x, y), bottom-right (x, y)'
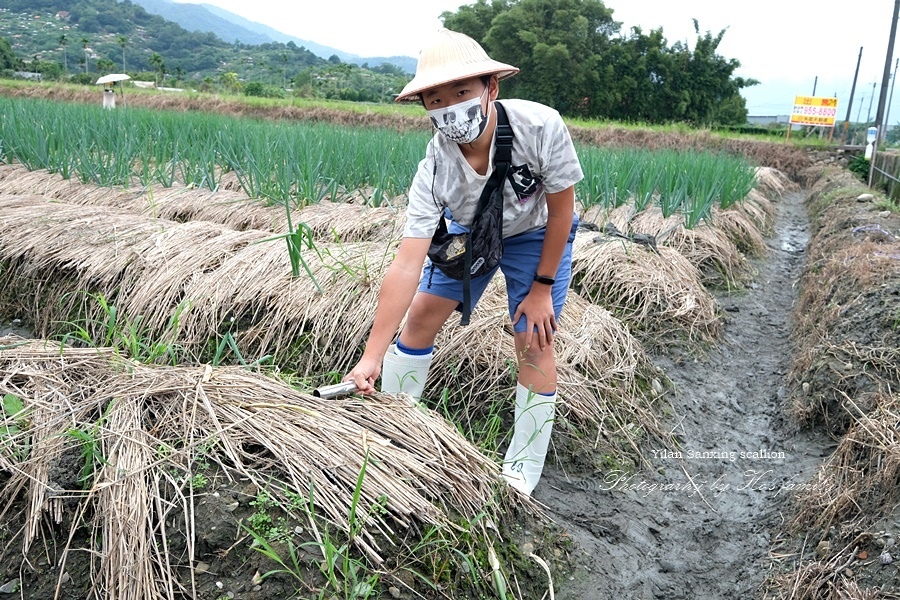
top-left (95, 73), bottom-right (131, 85)
top-left (96, 74), bottom-right (131, 109)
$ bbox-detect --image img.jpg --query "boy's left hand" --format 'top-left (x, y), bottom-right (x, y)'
top-left (513, 288), bottom-right (556, 351)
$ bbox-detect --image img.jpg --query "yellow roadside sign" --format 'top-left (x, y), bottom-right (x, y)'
top-left (790, 95), bottom-right (839, 127)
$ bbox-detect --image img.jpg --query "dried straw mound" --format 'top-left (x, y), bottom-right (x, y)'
top-left (755, 166), bottom-right (800, 200)
top-left (176, 235), bottom-right (394, 374)
top-left (710, 205), bottom-right (768, 258)
top-left (0, 337), bottom-right (509, 594)
top-left (570, 228), bottom-right (722, 350)
top-left (0, 193), bottom-right (399, 373)
top-left (613, 205), bottom-right (754, 288)
top-left (0, 165), bottom-right (401, 242)
top-left (290, 200), bottom-right (406, 243)
top-left (0, 163), bottom-right (138, 208)
top-left (790, 231), bottom-right (900, 430)
top-left (427, 280), bottom-right (665, 446)
top-left (148, 186), bottom-right (404, 242)
top-left (790, 392), bottom-right (900, 536)
top-left (767, 391), bottom-right (900, 600)
top-left (724, 188), bottom-right (777, 239)
top-left (0, 193), bottom-right (261, 333)
top-left (767, 553), bottom-right (897, 600)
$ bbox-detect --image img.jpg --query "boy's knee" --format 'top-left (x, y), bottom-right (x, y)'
top-left (518, 340), bottom-right (553, 364)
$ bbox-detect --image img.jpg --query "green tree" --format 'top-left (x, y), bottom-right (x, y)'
top-left (445, 0), bottom-right (616, 116)
top-left (118, 35), bottom-right (127, 73)
top-left (148, 52), bottom-right (165, 86)
top-left (663, 21), bottom-right (756, 125)
top-left (441, 0), bottom-right (755, 125)
top-left (0, 36), bottom-right (20, 71)
top-left (58, 34), bottom-right (68, 74)
top-left (80, 36), bottom-right (91, 74)
top-left (219, 71), bottom-right (240, 93)
top-left (96, 58), bottom-right (116, 74)
top-left (440, 0), bottom-right (508, 44)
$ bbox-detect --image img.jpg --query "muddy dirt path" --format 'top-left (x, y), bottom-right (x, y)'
top-left (542, 191), bottom-right (833, 599)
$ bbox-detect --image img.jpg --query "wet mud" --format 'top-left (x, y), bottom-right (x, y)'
top-left (543, 191), bottom-right (834, 599)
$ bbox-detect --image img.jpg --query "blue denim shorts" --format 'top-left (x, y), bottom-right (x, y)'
top-left (419, 216), bottom-right (578, 332)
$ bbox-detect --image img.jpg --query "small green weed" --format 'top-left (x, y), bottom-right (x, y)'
top-left (58, 292), bottom-right (188, 365)
top-left (1, 393), bottom-right (30, 461)
top-left (246, 453), bottom-right (380, 599)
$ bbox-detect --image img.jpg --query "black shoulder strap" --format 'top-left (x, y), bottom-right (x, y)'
top-left (460, 101), bottom-right (515, 326)
top-left (493, 101), bottom-right (513, 168)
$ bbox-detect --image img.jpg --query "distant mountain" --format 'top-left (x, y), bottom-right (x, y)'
top-left (197, 3), bottom-right (351, 60)
top-left (127, 0), bottom-right (273, 45)
top-left (133, 0), bottom-right (416, 72)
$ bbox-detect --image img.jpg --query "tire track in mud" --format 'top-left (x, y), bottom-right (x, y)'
top-left (543, 191), bottom-right (833, 599)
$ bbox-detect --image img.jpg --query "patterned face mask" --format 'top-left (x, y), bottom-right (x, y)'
top-left (427, 88), bottom-right (490, 144)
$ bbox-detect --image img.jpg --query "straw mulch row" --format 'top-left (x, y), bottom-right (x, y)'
top-left (763, 167), bottom-right (900, 599)
top-left (568, 166), bottom-right (787, 349)
top-left (570, 227), bottom-right (724, 351)
top-left (0, 338), bottom-right (518, 598)
top-left (0, 164), bottom-right (403, 243)
top-left (0, 193), bottom-right (663, 451)
top-left (789, 169), bottom-right (900, 432)
top-left (765, 390), bottom-right (900, 600)
top-left (0, 163), bottom-right (774, 354)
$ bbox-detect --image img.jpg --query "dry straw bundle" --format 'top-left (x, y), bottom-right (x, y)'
top-left (584, 204), bottom-right (757, 288)
top-left (0, 165), bottom-right (402, 242)
top-left (790, 392), bottom-right (900, 535)
top-left (769, 392), bottom-right (900, 600)
top-left (0, 337), bottom-right (508, 597)
top-left (570, 228), bottom-right (722, 349)
top-left (176, 233), bottom-right (394, 374)
top-left (755, 166), bottom-right (801, 201)
top-left (0, 193), bottom-right (402, 373)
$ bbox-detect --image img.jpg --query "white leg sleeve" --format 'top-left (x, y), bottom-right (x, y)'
top-left (380, 344), bottom-right (432, 399)
top-left (501, 383), bottom-right (557, 495)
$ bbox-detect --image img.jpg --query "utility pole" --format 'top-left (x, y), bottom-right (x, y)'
top-left (812, 76), bottom-right (818, 95)
top-left (869, 0), bottom-right (900, 186)
top-left (867, 81), bottom-right (877, 123)
top-left (844, 46), bottom-right (863, 144)
top-left (884, 58), bottom-right (899, 144)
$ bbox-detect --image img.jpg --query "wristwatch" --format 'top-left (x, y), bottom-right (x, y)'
top-left (533, 274), bottom-right (555, 285)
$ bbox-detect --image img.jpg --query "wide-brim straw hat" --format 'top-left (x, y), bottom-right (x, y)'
top-left (395, 29), bottom-right (519, 103)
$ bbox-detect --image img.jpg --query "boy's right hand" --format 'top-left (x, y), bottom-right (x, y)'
top-left (345, 357), bottom-right (381, 395)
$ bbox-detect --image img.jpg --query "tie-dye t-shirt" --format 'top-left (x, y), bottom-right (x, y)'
top-left (403, 99), bottom-right (584, 239)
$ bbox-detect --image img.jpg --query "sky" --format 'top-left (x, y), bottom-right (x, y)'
top-left (177, 0), bottom-right (900, 124)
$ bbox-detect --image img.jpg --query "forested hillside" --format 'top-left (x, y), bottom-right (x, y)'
top-left (0, 0), bottom-right (329, 85)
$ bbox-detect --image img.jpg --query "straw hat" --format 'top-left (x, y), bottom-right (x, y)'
top-left (395, 29), bottom-right (519, 103)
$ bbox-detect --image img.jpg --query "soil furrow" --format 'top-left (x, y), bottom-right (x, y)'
top-left (546, 190), bottom-right (833, 599)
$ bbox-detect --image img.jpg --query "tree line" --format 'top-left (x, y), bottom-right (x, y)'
top-left (441, 0), bottom-right (757, 126)
top-left (0, 0), bottom-right (818, 127)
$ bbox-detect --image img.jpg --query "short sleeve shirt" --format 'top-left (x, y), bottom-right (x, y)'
top-left (403, 99), bottom-right (584, 239)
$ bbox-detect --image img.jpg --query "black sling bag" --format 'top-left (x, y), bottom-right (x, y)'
top-left (426, 102), bottom-right (514, 326)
